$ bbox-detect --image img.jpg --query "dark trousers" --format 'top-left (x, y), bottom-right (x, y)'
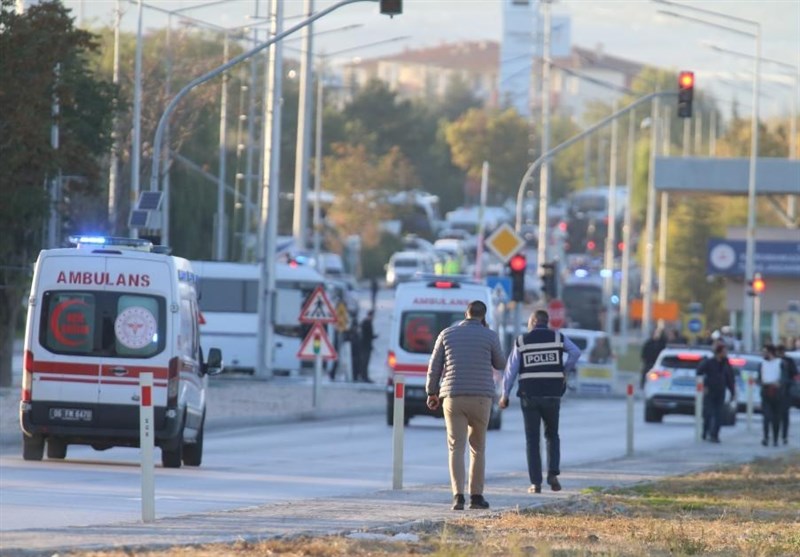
top-left (520, 395), bottom-right (561, 486)
top-left (702, 392), bottom-right (725, 440)
top-left (780, 392), bottom-right (791, 442)
top-left (356, 345), bottom-right (372, 381)
top-left (762, 387), bottom-right (782, 444)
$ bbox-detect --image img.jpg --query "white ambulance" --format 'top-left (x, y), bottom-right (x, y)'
top-left (20, 236), bottom-right (222, 468)
top-left (386, 277), bottom-right (504, 429)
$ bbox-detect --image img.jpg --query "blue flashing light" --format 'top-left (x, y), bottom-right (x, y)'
top-left (574, 269), bottom-right (589, 278)
top-left (73, 236), bottom-right (107, 245)
top-left (599, 269), bottom-right (612, 278)
top-left (611, 295), bottom-right (620, 305)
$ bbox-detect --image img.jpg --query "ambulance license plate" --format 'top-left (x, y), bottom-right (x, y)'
top-left (50, 408), bottom-right (93, 422)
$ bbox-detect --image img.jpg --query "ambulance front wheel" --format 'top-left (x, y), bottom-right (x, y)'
top-left (22, 434), bottom-right (44, 461)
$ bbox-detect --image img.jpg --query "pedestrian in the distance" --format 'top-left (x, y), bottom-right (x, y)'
top-left (358, 310), bottom-right (377, 383)
top-left (776, 344), bottom-right (798, 445)
top-left (759, 344), bottom-right (783, 447)
top-left (500, 309), bottom-right (581, 494)
top-left (640, 327), bottom-right (666, 388)
top-left (348, 319), bottom-right (362, 383)
top-left (426, 300), bottom-right (505, 511)
top-left (696, 342), bottom-right (736, 443)
top-left (370, 277), bottom-right (379, 311)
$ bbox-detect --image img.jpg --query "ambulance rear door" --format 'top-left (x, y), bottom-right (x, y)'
top-left (97, 256), bottom-right (172, 417)
top-left (33, 255), bottom-right (107, 417)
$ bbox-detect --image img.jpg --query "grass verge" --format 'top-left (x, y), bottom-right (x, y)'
top-left (69, 454), bottom-right (799, 557)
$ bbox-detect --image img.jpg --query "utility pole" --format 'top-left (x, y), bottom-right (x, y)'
top-left (603, 100), bottom-right (619, 339)
top-left (215, 33), bottom-right (230, 260)
top-left (642, 97), bottom-right (660, 339)
top-left (108, 0), bottom-right (121, 235)
top-left (536, 0), bottom-right (552, 272)
top-left (131, 0), bottom-right (143, 239)
top-left (256, 0), bottom-right (285, 378)
top-left (292, 0), bottom-right (315, 250)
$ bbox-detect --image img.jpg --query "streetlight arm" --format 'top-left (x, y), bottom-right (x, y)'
top-left (515, 90), bottom-right (675, 231)
top-left (653, 0), bottom-right (760, 30)
top-left (657, 10), bottom-right (755, 38)
top-left (149, 0), bottom-right (377, 193)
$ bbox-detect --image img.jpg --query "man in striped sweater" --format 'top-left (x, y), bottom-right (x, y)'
top-left (426, 300), bottom-right (506, 511)
top-left (500, 309), bottom-right (581, 494)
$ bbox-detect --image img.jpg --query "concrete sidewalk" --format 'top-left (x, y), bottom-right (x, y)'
top-left (2, 426), bottom-right (797, 557)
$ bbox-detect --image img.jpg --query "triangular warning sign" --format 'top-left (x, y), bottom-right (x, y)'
top-left (297, 322), bottom-right (338, 361)
top-left (299, 285), bottom-right (336, 323)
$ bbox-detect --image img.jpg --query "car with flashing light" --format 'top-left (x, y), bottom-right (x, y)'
top-left (643, 346), bottom-right (736, 425)
top-left (727, 352), bottom-right (763, 413)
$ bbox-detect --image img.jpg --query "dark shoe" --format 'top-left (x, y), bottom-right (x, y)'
top-left (528, 484), bottom-right (541, 494)
top-left (364, 378), bottom-right (374, 384)
top-left (709, 437), bottom-right (720, 444)
top-left (452, 494), bottom-right (465, 511)
top-left (761, 439), bottom-right (768, 447)
top-left (783, 438), bottom-right (788, 445)
top-left (773, 440), bottom-right (779, 447)
top-left (469, 495), bottom-right (490, 509)
top-left (547, 474), bottom-right (562, 492)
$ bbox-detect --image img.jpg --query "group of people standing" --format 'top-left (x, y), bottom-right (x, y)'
top-left (425, 303), bottom-right (580, 510)
top-left (328, 280), bottom-right (379, 384)
top-left (758, 343), bottom-right (797, 446)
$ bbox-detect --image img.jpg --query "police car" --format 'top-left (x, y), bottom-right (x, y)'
top-left (20, 236), bottom-right (222, 467)
top-left (386, 276), bottom-right (503, 429)
top-left (643, 346), bottom-right (736, 425)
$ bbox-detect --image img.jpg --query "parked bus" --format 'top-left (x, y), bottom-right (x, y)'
top-left (191, 261), bottom-right (327, 374)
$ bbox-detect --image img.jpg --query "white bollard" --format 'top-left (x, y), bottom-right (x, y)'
top-left (746, 375), bottom-right (754, 431)
top-left (695, 375), bottom-right (704, 443)
top-left (139, 372), bottom-right (155, 522)
top-left (392, 375), bottom-right (405, 490)
top-left (626, 383), bottom-right (634, 457)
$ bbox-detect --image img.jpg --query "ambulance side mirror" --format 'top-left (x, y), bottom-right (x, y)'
top-left (204, 347), bottom-right (224, 376)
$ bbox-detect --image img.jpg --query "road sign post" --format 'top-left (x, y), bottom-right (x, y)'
top-left (298, 286), bottom-right (337, 408)
top-left (547, 298), bottom-right (566, 329)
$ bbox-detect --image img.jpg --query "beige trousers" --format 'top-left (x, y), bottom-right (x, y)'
top-left (443, 395), bottom-right (492, 496)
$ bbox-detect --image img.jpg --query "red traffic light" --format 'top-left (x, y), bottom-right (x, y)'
top-left (752, 273), bottom-right (765, 294)
top-left (509, 254), bottom-right (526, 273)
top-left (679, 71), bottom-right (694, 89)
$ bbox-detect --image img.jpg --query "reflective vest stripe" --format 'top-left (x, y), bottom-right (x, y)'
top-left (519, 371), bottom-right (565, 379)
top-left (517, 340), bottom-right (564, 351)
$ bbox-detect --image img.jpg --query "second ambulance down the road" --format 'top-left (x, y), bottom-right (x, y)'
top-left (386, 277), bottom-right (504, 429)
top-left (20, 237), bottom-right (223, 468)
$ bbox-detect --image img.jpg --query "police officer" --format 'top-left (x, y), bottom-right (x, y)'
top-left (500, 310), bottom-right (581, 494)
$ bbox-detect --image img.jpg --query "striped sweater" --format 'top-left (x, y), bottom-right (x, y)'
top-left (426, 318), bottom-right (505, 399)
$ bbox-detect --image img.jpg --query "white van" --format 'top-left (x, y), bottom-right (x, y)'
top-left (20, 237), bottom-right (222, 468)
top-left (386, 277), bottom-right (503, 429)
top-left (385, 251), bottom-right (434, 288)
top-left (191, 260), bottom-right (327, 374)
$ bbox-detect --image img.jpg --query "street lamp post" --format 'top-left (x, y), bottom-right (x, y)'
top-left (654, 0), bottom-right (761, 351)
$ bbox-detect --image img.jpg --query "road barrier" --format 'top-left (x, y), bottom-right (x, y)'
top-left (392, 375), bottom-right (405, 490)
top-left (139, 372), bottom-right (155, 522)
top-left (626, 383), bottom-right (634, 457)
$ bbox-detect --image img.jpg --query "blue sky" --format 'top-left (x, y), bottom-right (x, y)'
top-left (61, 0), bottom-right (800, 118)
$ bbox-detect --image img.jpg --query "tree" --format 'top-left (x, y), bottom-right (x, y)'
top-left (444, 107), bottom-right (529, 202)
top-left (321, 143), bottom-right (417, 251)
top-left (0, 0), bottom-right (115, 386)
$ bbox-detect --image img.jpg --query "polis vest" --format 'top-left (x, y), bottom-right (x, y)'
top-left (516, 327), bottom-right (565, 397)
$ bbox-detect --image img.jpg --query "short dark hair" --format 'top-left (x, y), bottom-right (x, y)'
top-left (528, 309), bottom-right (549, 329)
top-left (466, 300), bottom-right (487, 319)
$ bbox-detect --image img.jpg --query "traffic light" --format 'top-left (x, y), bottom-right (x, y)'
top-left (540, 261), bottom-right (558, 301)
top-left (748, 273), bottom-right (765, 296)
top-left (508, 253), bottom-right (526, 303)
top-left (677, 71), bottom-right (694, 118)
top-left (380, 0), bottom-right (402, 16)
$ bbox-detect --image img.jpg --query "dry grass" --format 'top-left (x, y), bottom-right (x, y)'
top-left (67, 455), bottom-right (800, 557)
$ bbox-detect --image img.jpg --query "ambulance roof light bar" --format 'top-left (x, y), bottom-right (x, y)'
top-left (68, 236), bottom-right (154, 251)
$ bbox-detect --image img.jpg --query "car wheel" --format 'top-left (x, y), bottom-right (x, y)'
top-left (644, 403), bottom-right (663, 423)
top-left (22, 434), bottom-right (44, 461)
top-left (182, 416), bottom-right (204, 467)
top-left (47, 438), bottom-right (67, 460)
